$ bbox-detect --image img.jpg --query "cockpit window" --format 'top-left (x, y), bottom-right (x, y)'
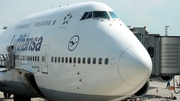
top-left (86, 12), bottom-right (92, 19)
top-left (80, 11), bottom-right (118, 21)
top-left (80, 12), bottom-right (93, 20)
top-left (93, 11), bottom-right (110, 19)
top-left (109, 12), bottom-right (118, 18)
top-left (80, 12), bottom-right (89, 20)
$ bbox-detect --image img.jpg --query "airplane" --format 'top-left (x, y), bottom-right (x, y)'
top-left (0, 2), bottom-right (152, 101)
top-left (0, 30), bottom-right (4, 35)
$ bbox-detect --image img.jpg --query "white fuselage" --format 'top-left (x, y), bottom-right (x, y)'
top-left (0, 2), bottom-right (152, 101)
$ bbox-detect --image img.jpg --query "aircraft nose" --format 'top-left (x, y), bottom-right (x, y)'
top-left (118, 46), bottom-right (152, 86)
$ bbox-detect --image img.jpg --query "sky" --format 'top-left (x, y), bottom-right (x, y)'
top-left (0, 0), bottom-right (179, 36)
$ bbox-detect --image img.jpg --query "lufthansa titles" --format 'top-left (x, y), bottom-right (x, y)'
top-left (11, 34), bottom-right (43, 51)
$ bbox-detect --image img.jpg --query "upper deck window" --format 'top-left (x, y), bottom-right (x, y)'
top-left (109, 12), bottom-right (118, 18)
top-left (93, 11), bottom-right (110, 19)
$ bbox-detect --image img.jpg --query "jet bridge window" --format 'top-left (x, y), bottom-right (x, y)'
top-left (148, 47), bottom-right (154, 58)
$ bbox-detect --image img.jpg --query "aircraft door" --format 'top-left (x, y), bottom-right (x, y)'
top-left (41, 45), bottom-right (49, 74)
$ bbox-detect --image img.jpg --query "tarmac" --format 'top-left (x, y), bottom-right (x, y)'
top-left (125, 76), bottom-right (180, 101)
top-left (0, 76), bottom-right (180, 101)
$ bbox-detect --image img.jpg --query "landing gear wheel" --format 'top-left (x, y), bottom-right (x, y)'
top-left (3, 92), bottom-right (11, 99)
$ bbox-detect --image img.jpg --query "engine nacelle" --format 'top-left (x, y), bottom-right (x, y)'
top-left (133, 81), bottom-right (149, 97)
top-left (151, 76), bottom-right (173, 83)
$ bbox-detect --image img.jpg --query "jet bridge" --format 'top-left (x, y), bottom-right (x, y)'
top-left (129, 26), bottom-right (180, 81)
top-left (146, 35), bottom-right (180, 76)
top-left (0, 46), bottom-right (14, 68)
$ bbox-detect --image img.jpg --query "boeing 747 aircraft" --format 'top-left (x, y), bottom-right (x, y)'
top-left (0, 2), bottom-right (152, 101)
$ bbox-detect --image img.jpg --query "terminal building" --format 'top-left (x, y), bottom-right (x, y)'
top-left (129, 26), bottom-right (180, 82)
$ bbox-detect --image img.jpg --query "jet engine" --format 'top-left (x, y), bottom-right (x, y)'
top-left (133, 81), bottom-right (149, 97)
top-left (151, 76), bottom-right (173, 83)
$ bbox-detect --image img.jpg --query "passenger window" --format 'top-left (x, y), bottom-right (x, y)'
top-left (62, 57), bottom-right (64, 63)
top-left (99, 58), bottom-right (102, 64)
top-left (93, 58), bottom-right (96, 64)
top-left (78, 57), bottom-right (81, 64)
top-left (83, 58), bottom-right (86, 64)
top-left (65, 57), bottom-right (68, 63)
top-left (38, 56), bottom-right (39, 61)
top-left (27, 56), bottom-right (29, 60)
top-left (73, 57), bottom-right (76, 63)
top-left (42, 56), bottom-right (44, 62)
top-left (69, 57), bottom-right (72, 63)
top-left (51, 57), bottom-right (53, 62)
top-left (55, 57), bottom-right (57, 63)
top-left (35, 56), bottom-right (37, 61)
top-left (33, 56), bottom-right (34, 61)
top-left (58, 57), bottom-right (60, 63)
top-left (87, 58), bottom-right (91, 64)
top-left (105, 58), bottom-right (109, 65)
